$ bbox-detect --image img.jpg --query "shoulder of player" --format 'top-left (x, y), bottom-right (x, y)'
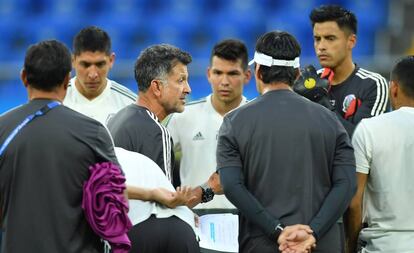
top-left (354, 67), bottom-right (387, 84)
top-left (66, 77), bottom-right (77, 90)
top-left (109, 80), bottom-right (137, 101)
top-left (65, 79), bottom-right (75, 94)
top-left (61, 105), bottom-right (105, 129)
top-left (186, 97), bottom-right (207, 107)
top-left (354, 111), bottom-right (392, 138)
top-left (110, 106), bottom-right (158, 134)
top-left (164, 97), bottom-right (208, 127)
top-left (353, 67), bottom-right (389, 99)
top-left (224, 97), bottom-right (257, 122)
top-left (178, 97), bottom-right (208, 115)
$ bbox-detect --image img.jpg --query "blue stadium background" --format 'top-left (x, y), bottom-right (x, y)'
top-left (0, 0), bottom-right (392, 113)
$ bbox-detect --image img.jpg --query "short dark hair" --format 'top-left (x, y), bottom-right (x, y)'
top-left (391, 55), bottom-right (414, 99)
top-left (255, 31), bottom-right (301, 86)
top-left (73, 26), bottom-right (111, 56)
top-left (210, 39), bottom-right (249, 70)
top-left (134, 44), bottom-right (192, 92)
top-left (310, 5), bottom-right (357, 35)
top-left (24, 40), bottom-right (71, 91)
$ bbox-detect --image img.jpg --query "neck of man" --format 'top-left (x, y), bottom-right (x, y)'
top-left (393, 97), bottom-right (414, 110)
top-left (261, 82), bottom-right (292, 94)
top-left (211, 94), bottom-right (242, 116)
top-left (27, 86), bottom-right (65, 102)
top-left (331, 57), bottom-right (355, 86)
top-left (75, 78), bottom-right (107, 101)
top-left (137, 94), bottom-right (167, 121)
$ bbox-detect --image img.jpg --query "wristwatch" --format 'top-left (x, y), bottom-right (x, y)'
top-left (200, 185), bottom-right (215, 203)
top-left (274, 223), bottom-right (285, 240)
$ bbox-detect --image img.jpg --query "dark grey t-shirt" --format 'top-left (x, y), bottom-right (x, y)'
top-left (108, 104), bottom-right (175, 184)
top-left (217, 90), bottom-right (354, 248)
top-left (0, 99), bottom-right (119, 253)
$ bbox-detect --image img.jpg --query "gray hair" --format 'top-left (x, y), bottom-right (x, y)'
top-left (134, 44), bottom-right (192, 92)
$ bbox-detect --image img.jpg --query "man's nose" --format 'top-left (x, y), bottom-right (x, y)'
top-left (184, 81), bottom-right (191, 94)
top-left (220, 74), bottom-right (230, 86)
top-left (88, 66), bottom-right (98, 79)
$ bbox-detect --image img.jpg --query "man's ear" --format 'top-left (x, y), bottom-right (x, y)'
top-left (390, 80), bottom-right (398, 99)
top-left (109, 52), bottom-right (115, 69)
top-left (254, 64), bottom-right (262, 81)
top-left (244, 68), bottom-right (252, 84)
top-left (20, 69), bottom-right (29, 88)
top-left (71, 54), bottom-right (76, 68)
top-left (348, 33), bottom-right (357, 50)
top-left (295, 68), bottom-right (301, 81)
top-left (206, 67), bottom-right (212, 83)
top-left (63, 73), bottom-right (70, 90)
top-left (150, 79), bottom-right (163, 97)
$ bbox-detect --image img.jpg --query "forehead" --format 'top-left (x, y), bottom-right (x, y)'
top-left (168, 62), bottom-right (188, 77)
top-left (73, 51), bottom-right (110, 62)
top-left (313, 21), bottom-right (346, 36)
top-left (211, 56), bottom-right (244, 71)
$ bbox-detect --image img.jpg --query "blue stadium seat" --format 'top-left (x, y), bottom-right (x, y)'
top-left (187, 75), bottom-right (210, 101)
top-left (90, 15), bottom-right (142, 58)
top-left (353, 28), bottom-right (376, 57)
top-left (0, 0), bottom-right (391, 110)
top-left (346, 0), bottom-right (388, 29)
top-left (265, 13), bottom-right (315, 58)
top-left (144, 9), bottom-right (200, 50)
top-left (0, 80), bottom-right (27, 113)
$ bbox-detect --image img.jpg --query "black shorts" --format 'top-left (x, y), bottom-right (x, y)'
top-left (128, 215), bottom-right (199, 253)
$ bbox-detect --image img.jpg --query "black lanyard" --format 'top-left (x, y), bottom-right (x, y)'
top-left (0, 101), bottom-right (61, 156)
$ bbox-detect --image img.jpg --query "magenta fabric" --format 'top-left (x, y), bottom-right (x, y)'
top-left (82, 162), bottom-right (132, 253)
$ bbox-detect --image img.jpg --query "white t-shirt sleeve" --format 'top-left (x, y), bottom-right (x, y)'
top-left (352, 120), bottom-right (372, 174)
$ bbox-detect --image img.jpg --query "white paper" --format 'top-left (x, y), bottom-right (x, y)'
top-left (198, 213), bottom-right (239, 252)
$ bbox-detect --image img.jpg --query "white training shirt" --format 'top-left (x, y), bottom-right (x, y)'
top-left (352, 107), bottom-right (414, 252)
top-left (166, 94), bottom-right (248, 209)
top-left (114, 147), bottom-right (196, 233)
top-left (63, 78), bottom-right (136, 125)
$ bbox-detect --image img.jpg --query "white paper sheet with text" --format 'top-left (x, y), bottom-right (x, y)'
top-left (198, 213), bottom-right (238, 252)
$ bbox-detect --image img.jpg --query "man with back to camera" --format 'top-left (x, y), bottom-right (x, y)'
top-left (217, 30), bottom-right (356, 253)
top-left (346, 56), bottom-right (414, 253)
top-left (108, 44), bottom-right (200, 253)
top-left (296, 6), bottom-right (390, 252)
top-left (166, 39), bottom-right (251, 216)
top-left (0, 40), bottom-right (125, 252)
top-left (297, 5), bottom-right (389, 137)
top-left (64, 26), bottom-right (136, 125)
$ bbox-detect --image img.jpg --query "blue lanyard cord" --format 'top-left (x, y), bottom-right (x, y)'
top-left (0, 101), bottom-right (61, 156)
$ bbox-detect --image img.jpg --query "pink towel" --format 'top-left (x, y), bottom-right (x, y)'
top-left (82, 162), bottom-right (132, 253)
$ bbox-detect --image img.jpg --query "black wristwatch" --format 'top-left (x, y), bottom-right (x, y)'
top-left (274, 223), bottom-right (285, 240)
top-left (200, 185), bottom-right (215, 203)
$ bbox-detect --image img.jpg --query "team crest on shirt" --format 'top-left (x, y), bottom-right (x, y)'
top-left (342, 94), bottom-right (357, 113)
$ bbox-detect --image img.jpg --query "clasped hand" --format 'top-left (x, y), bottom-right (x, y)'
top-left (278, 225), bottom-right (316, 253)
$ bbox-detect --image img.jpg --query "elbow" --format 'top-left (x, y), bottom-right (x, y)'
top-left (218, 169), bottom-right (232, 197)
top-left (349, 172), bottom-right (358, 199)
top-left (341, 167), bottom-right (357, 201)
top-left (344, 177), bottom-right (357, 205)
top-left (220, 177), bottom-right (239, 202)
top-left (218, 167), bottom-right (244, 202)
top-left (221, 179), bottom-right (235, 198)
top-left (348, 195), bottom-right (362, 213)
